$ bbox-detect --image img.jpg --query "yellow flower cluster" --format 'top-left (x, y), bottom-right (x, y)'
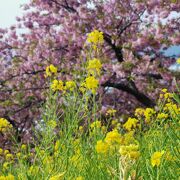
top-left (4, 149), bottom-right (10, 155)
top-left (0, 118), bottom-right (12, 133)
top-left (65, 80), bottom-right (76, 91)
top-left (96, 140), bottom-right (109, 154)
top-left (176, 57), bottom-right (180, 64)
top-left (134, 108), bottom-right (156, 123)
top-left (49, 172), bottom-right (66, 180)
top-left (21, 144), bottom-right (27, 151)
top-left (80, 76), bottom-right (99, 94)
top-left (95, 129), bottom-right (122, 154)
top-left (122, 131), bottom-right (138, 145)
top-left (105, 129), bottom-right (122, 144)
top-left (51, 80), bottom-right (76, 92)
top-left (87, 30), bottom-right (104, 49)
top-left (3, 162), bottom-right (11, 171)
top-left (119, 144), bottom-right (140, 160)
top-left (87, 58), bottom-right (102, 76)
top-left (45, 64), bottom-right (57, 77)
top-left (47, 120), bottom-right (57, 129)
top-left (106, 108), bottom-right (117, 116)
top-left (111, 119), bottom-right (120, 129)
top-left (157, 113), bottom-right (168, 120)
top-left (134, 107), bottom-right (156, 123)
top-left (90, 120), bottom-right (101, 129)
top-left (151, 151), bottom-right (164, 167)
top-left (144, 108), bottom-right (156, 123)
top-left (123, 118), bottom-right (138, 131)
top-left (163, 102), bottom-right (179, 118)
top-left (134, 108), bottom-right (144, 117)
top-left (132, 88), bottom-right (179, 129)
top-left (85, 76), bottom-right (99, 94)
top-left (5, 153), bottom-right (13, 161)
top-left (90, 120), bottom-right (107, 136)
top-left (0, 148), bottom-right (3, 155)
top-left (79, 30), bottom-right (103, 95)
top-left (0, 174), bottom-right (14, 180)
top-left (51, 80), bottom-right (64, 91)
top-left (160, 89), bottom-right (173, 102)
top-left (95, 129), bottom-right (141, 162)
top-left (0, 148), bottom-right (14, 164)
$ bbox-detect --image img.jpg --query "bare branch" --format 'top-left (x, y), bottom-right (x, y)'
top-left (101, 80), bottom-right (155, 107)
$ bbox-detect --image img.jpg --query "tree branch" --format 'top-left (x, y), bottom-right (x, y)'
top-left (104, 33), bottom-right (124, 62)
top-left (101, 81), bottom-right (155, 107)
top-left (51, 0), bottom-right (77, 13)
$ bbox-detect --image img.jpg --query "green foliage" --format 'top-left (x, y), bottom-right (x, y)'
top-left (0, 30), bottom-right (179, 180)
top-left (0, 83), bottom-right (179, 180)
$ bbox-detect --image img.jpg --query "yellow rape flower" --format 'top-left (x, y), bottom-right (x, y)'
top-left (5, 153), bottom-right (13, 161)
top-left (87, 30), bottom-right (104, 49)
top-left (135, 108), bottom-right (144, 117)
top-left (79, 82), bottom-right (86, 93)
top-left (119, 144), bottom-right (140, 160)
top-left (0, 148), bottom-right (3, 155)
top-left (105, 129), bottom-right (122, 144)
top-left (157, 113), bottom-right (168, 120)
top-left (16, 152), bottom-right (21, 158)
top-left (0, 118), bottom-right (12, 133)
top-left (162, 88), bottom-right (167, 93)
top-left (49, 64), bottom-right (57, 73)
top-left (176, 58), bottom-right (180, 64)
top-left (3, 162), bottom-right (10, 170)
top-left (4, 149), bottom-right (10, 155)
top-left (164, 93), bottom-right (173, 100)
top-left (21, 144), bottom-right (27, 151)
top-left (101, 126), bottom-right (106, 133)
top-left (85, 76), bottom-right (99, 94)
top-left (87, 58), bottom-right (102, 75)
top-left (49, 172), bottom-right (66, 180)
top-left (128, 151), bottom-right (140, 159)
top-left (95, 140), bottom-right (109, 154)
top-left (160, 89), bottom-right (173, 102)
top-left (144, 108), bottom-right (156, 123)
top-left (47, 120), bottom-right (57, 129)
top-left (90, 120), bottom-right (101, 129)
top-left (123, 118), bottom-right (138, 131)
top-left (65, 80), bottom-right (76, 91)
top-left (122, 131), bottom-right (136, 145)
top-left (164, 103), bottom-right (179, 118)
top-left (111, 119), bottom-right (118, 126)
top-left (0, 174), bottom-right (15, 180)
top-left (151, 151), bottom-right (164, 167)
top-left (51, 79), bottom-right (64, 91)
top-left (79, 126), bottom-right (83, 133)
top-left (106, 109), bottom-right (117, 116)
top-left (45, 64), bottom-right (57, 77)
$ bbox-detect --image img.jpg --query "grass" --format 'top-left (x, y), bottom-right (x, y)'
top-left (0, 81), bottom-right (179, 180)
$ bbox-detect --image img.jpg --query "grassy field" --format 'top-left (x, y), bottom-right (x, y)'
top-left (0, 30), bottom-right (179, 180)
